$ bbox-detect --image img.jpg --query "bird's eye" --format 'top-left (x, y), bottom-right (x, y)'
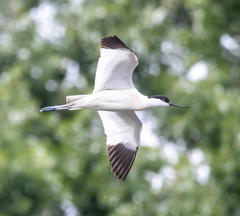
top-left (161, 97), bottom-right (169, 103)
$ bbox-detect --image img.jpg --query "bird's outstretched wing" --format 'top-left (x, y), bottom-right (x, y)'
top-left (93, 36), bottom-right (138, 92)
top-left (99, 110), bottom-right (142, 180)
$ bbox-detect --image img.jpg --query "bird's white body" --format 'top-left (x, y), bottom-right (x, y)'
top-left (40, 36), bottom-right (189, 180)
top-left (67, 89), bottom-right (169, 111)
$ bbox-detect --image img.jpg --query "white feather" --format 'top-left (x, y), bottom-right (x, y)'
top-left (93, 48), bottom-right (138, 92)
top-left (98, 110), bottom-right (142, 150)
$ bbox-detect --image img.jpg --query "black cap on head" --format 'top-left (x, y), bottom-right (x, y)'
top-left (148, 95), bottom-right (169, 103)
top-left (148, 95), bottom-right (191, 108)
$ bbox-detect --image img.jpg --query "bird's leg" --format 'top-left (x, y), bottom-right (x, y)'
top-left (39, 104), bottom-right (68, 112)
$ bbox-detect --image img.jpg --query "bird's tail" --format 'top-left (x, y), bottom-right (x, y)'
top-left (66, 95), bottom-right (87, 110)
top-left (39, 104), bottom-right (69, 112)
top-left (39, 95), bottom-right (87, 112)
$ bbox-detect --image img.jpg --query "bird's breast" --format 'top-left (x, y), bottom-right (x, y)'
top-left (81, 90), bottom-right (145, 111)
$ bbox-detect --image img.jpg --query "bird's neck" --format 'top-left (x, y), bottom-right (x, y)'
top-left (144, 97), bottom-right (168, 109)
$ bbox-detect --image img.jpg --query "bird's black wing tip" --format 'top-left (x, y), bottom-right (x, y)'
top-left (107, 143), bottom-right (138, 181)
top-left (101, 35), bottom-right (130, 50)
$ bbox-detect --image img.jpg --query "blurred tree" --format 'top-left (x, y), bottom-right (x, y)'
top-left (0, 0), bottom-right (240, 215)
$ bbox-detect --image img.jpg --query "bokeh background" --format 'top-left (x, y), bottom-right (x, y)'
top-left (1, 0), bottom-right (240, 215)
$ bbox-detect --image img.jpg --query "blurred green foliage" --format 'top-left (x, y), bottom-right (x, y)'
top-left (0, 0), bottom-right (240, 215)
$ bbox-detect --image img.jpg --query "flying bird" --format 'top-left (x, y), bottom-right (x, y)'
top-left (40, 36), bottom-right (190, 180)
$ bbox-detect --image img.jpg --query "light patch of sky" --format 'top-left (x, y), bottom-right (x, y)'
top-left (95, 6), bottom-right (107, 19)
top-left (137, 112), bottom-right (184, 183)
top-left (69, 0), bottom-right (85, 9)
top-left (145, 171), bottom-right (163, 193)
top-left (137, 111), bottom-right (161, 148)
top-left (161, 40), bottom-right (174, 54)
top-left (17, 48), bottom-right (31, 61)
top-left (169, 56), bottom-right (184, 73)
top-left (31, 67), bottom-right (43, 79)
top-left (8, 110), bottom-right (27, 125)
top-left (151, 7), bottom-right (168, 25)
top-left (161, 165), bottom-right (176, 181)
top-left (146, 160), bottom-right (210, 192)
top-left (160, 40), bottom-right (185, 74)
top-left (194, 164), bottom-right (211, 185)
top-left (148, 63), bottom-right (160, 76)
top-left (218, 100), bottom-right (229, 113)
top-left (29, 2), bottom-right (65, 42)
top-left (61, 59), bottom-right (87, 89)
top-left (237, 133), bottom-right (240, 144)
top-left (61, 200), bottom-right (80, 216)
top-left (187, 61), bottom-right (208, 82)
top-left (0, 71), bottom-right (11, 85)
top-left (45, 79), bottom-right (58, 92)
top-left (188, 148), bottom-right (211, 185)
top-left (162, 142), bottom-right (181, 165)
top-left (131, 40), bottom-right (144, 54)
top-left (137, 111), bottom-right (185, 165)
top-left (145, 143), bottom-right (211, 190)
top-left (188, 148), bottom-right (205, 166)
top-left (0, 33), bottom-right (12, 47)
top-left (145, 165), bottom-right (176, 193)
top-left (132, 191), bottom-right (145, 204)
top-left (220, 34), bottom-right (240, 56)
